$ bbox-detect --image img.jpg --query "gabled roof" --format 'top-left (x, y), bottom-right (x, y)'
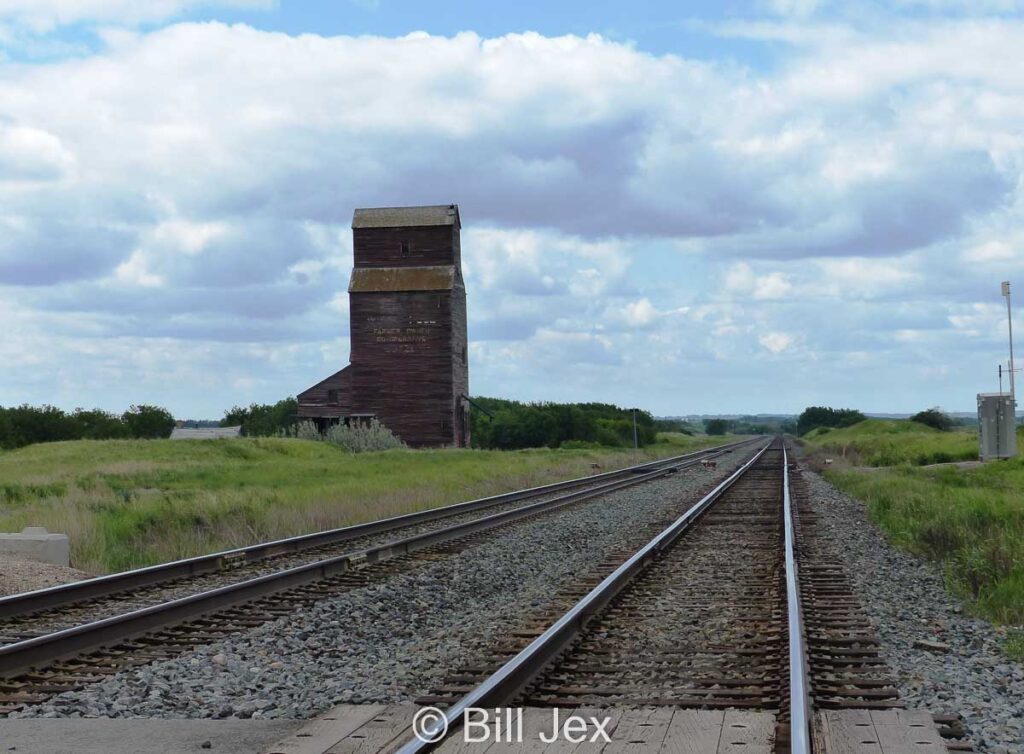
top-left (352, 204), bottom-right (460, 229)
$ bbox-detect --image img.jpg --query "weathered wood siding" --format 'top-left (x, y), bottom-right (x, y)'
top-left (451, 276), bottom-right (470, 446)
top-left (349, 291), bottom-right (457, 447)
top-left (352, 226), bottom-right (457, 268)
top-left (296, 366), bottom-right (351, 419)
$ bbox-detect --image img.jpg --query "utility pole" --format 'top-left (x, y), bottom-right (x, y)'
top-left (1003, 281), bottom-right (1017, 417)
top-left (632, 408), bottom-right (639, 450)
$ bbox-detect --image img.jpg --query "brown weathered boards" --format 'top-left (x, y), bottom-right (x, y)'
top-left (297, 205), bottom-right (470, 448)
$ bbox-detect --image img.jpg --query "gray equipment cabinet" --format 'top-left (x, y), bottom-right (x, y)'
top-left (978, 392), bottom-right (1017, 460)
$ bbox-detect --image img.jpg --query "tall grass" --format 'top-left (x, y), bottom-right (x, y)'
top-left (803, 419), bottom-right (977, 466)
top-left (810, 418), bottom-right (1024, 625)
top-left (826, 462), bottom-right (1024, 623)
top-left (0, 434), bottom-right (734, 574)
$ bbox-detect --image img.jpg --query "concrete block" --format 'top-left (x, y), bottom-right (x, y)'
top-left (0, 527), bottom-right (70, 566)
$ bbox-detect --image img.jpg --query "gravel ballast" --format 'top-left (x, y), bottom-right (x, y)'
top-left (801, 469), bottom-right (1024, 754)
top-left (0, 555), bottom-right (92, 597)
top-left (11, 446), bottom-right (756, 721)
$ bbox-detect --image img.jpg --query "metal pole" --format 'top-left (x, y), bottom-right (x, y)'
top-left (1004, 281), bottom-right (1016, 413)
top-left (632, 409), bottom-right (639, 450)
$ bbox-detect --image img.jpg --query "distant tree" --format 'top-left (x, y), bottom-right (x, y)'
top-left (796, 406), bottom-right (866, 436)
top-left (911, 407), bottom-right (954, 432)
top-left (222, 398), bottom-right (297, 437)
top-left (0, 410), bottom-right (15, 450)
top-left (704, 418), bottom-right (730, 436)
top-left (3, 404), bottom-right (80, 446)
top-left (122, 404), bottom-right (175, 439)
top-left (73, 409), bottom-right (131, 440)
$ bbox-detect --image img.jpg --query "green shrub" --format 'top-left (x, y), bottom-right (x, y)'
top-left (797, 406), bottom-right (866, 436)
top-left (286, 419), bottom-right (406, 453)
top-left (222, 398), bottom-right (298, 437)
top-left (322, 419), bottom-right (405, 452)
top-left (122, 405), bottom-right (175, 439)
top-left (704, 418), bottom-right (729, 436)
top-left (469, 398), bottom-right (657, 450)
top-left (910, 407), bottom-right (955, 432)
top-left (292, 420), bottom-right (322, 441)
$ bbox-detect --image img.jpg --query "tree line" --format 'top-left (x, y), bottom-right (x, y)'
top-left (795, 405), bottom-right (959, 435)
top-left (1, 398), bottom-right (965, 452)
top-left (468, 397), bottom-right (659, 450)
top-left (0, 404), bottom-right (176, 450)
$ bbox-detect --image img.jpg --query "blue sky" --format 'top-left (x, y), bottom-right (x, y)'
top-left (3, 0), bottom-right (1024, 418)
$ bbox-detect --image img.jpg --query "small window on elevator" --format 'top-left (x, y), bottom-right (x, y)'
top-left (400, 241), bottom-right (411, 258)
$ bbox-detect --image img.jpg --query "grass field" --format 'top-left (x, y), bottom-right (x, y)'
top-left (0, 433), bottom-right (733, 574)
top-left (801, 420), bottom-right (1024, 637)
top-left (802, 419), bottom-right (978, 466)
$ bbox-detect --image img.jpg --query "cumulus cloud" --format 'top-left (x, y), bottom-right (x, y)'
top-left (724, 263), bottom-right (794, 300)
top-left (2, 17), bottom-right (1024, 413)
top-left (0, 123), bottom-right (74, 180)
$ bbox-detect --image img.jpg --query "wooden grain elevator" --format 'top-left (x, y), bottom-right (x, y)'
top-left (297, 205), bottom-right (470, 448)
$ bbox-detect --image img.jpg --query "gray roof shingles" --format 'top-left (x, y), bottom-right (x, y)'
top-left (351, 204), bottom-right (460, 229)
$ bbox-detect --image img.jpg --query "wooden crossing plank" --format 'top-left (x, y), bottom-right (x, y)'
top-left (870, 710), bottom-right (947, 753)
top-left (476, 707), bottom-right (565, 753)
top-left (601, 707), bottom-right (674, 752)
top-left (263, 704), bottom-right (387, 754)
top-left (717, 710), bottom-right (774, 753)
top-left (660, 710), bottom-right (725, 754)
top-left (655, 708), bottom-right (729, 749)
top-left (816, 709), bottom-right (948, 754)
top-left (816, 709), bottom-right (884, 754)
top-left (325, 705), bottom-right (413, 754)
top-left (434, 707), bottom-right (624, 754)
top-left (434, 708), bottom-right (498, 754)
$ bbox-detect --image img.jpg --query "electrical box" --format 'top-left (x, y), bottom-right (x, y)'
top-left (978, 392), bottom-right (1017, 460)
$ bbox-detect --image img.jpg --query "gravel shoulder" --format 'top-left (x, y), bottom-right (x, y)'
top-left (0, 555), bottom-right (92, 597)
top-left (801, 468), bottom-right (1024, 754)
top-left (11, 446), bottom-right (756, 721)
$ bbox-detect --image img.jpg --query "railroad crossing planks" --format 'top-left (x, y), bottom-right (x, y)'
top-left (814, 709), bottom-right (948, 754)
top-left (262, 704), bottom-right (388, 754)
top-left (267, 705), bottom-right (776, 753)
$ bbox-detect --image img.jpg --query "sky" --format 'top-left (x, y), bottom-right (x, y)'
top-left (2, 1), bottom-right (1024, 418)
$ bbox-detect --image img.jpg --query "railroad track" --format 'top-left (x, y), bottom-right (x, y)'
top-left (401, 439), bottom-right (972, 753)
top-left (0, 439), bottom-right (757, 715)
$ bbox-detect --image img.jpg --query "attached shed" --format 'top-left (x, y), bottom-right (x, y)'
top-left (297, 205), bottom-right (470, 448)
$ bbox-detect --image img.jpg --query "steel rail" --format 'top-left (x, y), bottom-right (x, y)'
top-left (0, 439), bottom-right (754, 621)
top-left (0, 441), bottom-right (756, 679)
top-left (397, 440), bottom-right (773, 753)
top-left (784, 445), bottom-right (812, 754)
